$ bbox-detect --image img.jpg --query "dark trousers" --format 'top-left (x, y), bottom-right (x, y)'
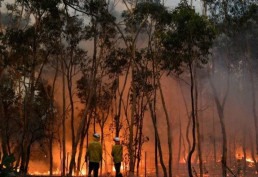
top-left (88, 162), bottom-right (99, 177)
top-left (114, 162), bottom-right (121, 177)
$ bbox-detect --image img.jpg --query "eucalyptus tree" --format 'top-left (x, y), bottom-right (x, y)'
top-left (160, 2), bottom-right (216, 177)
top-left (60, 15), bottom-right (89, 176)
top-left (207, 1), bottom-right (258, 176)
top-left (60, 0), bottom-right (118, 175)
top-left (128, 3), bottom-right (174, 176)
top-left (0, 74), bottom-right (20, 160)
top-left (108, 2), bottom-right (167, 175)
top-left (39, 3), bottom-right (65, 175)
top-left (227, 4), bottom-right (258, 174)
top-left (95, 78), bottom-right (114, 174)
top-left (66, 0), bottom-right (147, 175)
top-left (0, 0), bottom-right (64, 173)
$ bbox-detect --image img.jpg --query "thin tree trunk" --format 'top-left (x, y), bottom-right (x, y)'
top-left (68, 64), bottom-right (76, 175)
top-left (49, 134), bottom-right (53, 176)
top-left (248, 49), bottom-right (258, 155)
top-left (209, 78), bottom-right (228, 177)
top-left (187, 62), bottom-right (197, 177)
top-left (151, 52), bottom-right (159, 176)
top-left (76, 114), bottom-right (91, 175)
top-left (0, 100), bottom-right (8, 157)
top-left (115, 67), bottom-right (130, 137)
top-left (195, 69), bottom-right (203, 177)
top-left (49, 58), bottom-right (59, 175)
top-left (76, 123), bottom-right (86, 176)
top-left (129, 44), bottom-right (136, 176)
top-left (249, 132), bottom-right (258, 173)
top-left (148, 102), bottom-right (168, 177)
top-left (177, 118), bottom-right (182, 174)
top-left (242, 130), bottom-right (247, 176)
top-left (61, 61), bottom-right (66, 177)
top-left (136, 99), bottom-right (145, 176)
top-left (212, 106), bottom-right (217, 164)
top-left (178, 79), bottom-right (191, 153)
top-left (157, 79), bottom-right (172, 177)
top-left (208, 52), bottom-right (230, 177)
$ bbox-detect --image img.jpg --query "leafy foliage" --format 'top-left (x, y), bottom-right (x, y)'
top-left (160, 2), bottom-right (216, 73)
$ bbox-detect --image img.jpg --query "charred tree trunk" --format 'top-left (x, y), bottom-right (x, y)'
top-left (177, 118), bottom-right (182, 174)
top-left (151, 54), bottom-right (159, 176)
top-left (209, 80), bottom-right (228, 177)
top-left (136, 117), bottom-right (144, 176)
top-left (20, 66), bottom-right (36, 174)
top-left (0, 100), bottom-right (8, 158)
top-left (242, 131), bottom-right (247, 176)
top-left (61, 61), bottom-right (66, 177)
top-left (49, 133), bottom-right (53, 176)
top-left (76, 124), bottom-right (86, 176)
top-left (148, 102), bottom-right (168, 177)
top-left (195, 72), bottom-right (203, 177)
top-left (76, 114), bottom-right (91, 175)
top-left (114, 68), bottom-right (130, 137)
top-left (187, 61), bottom-right (197, 177)
top-left (178, 79), bottom-right (191, 153)
top-left (158, 79), bottom-right (173, 177)
top-left (25, 143), bottom-right (31, 173)
top-left (250, 132), bottom-right (258, 173)
top-left (216, 98), bottom-right (227, 177)
top-left (48, 58), bottom-right (59, 175)
top-left (212, 107), bottom-right (217, 164)
top-left (208, 52), bottom-right (229, 177)
top-left (248, 56), bottom-right (258, 155)
top-left (67, 63), bottom-right (76, 175)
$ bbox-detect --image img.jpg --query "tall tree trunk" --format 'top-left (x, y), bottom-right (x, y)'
top-left (178, 79), bottom-right (191, 153)
top-left (242, 129), bottom-right (247, 176)
top-left (136, 100), bottom-right (144, 176)
top-left (25, 143), bottom-right (32, 173)
top-left (247, 48), bottom-right (258, 155)
top-left (115, 68), bottom-right (130, 137)
top-left (187, 62), bottom-right (197, 177)
top-left (129, 44), bottom-right (136, 176)
top-left (177, 118), bottom-right (182, 174)
top-left (208, 51), bottom-right (230, 177)
top-left (76, 114), bottom-right (91, 176)
top-left (209, 78), bottom-right (228, 177)
top-left (148, 102), bottom-right (167, 177)
top-left (49, 133), bottom-right (53, 176)
top-left (212, 107), bottom-right (217, 165)
top-left (21, 52), bottom-right (37, 174)
top-left (49, 58), bottom-right (59, 175)
top-left (157, 79), bottom-right (172, 177)
top-left (151, 53), bottom-right (159, 176)
top-left (68, 65), bottom-right (76, 175)
top-left (0, 100), bottom-right (8, 157)
top-left (249, 132), bottom-right (258, 173)
top-left (61, 61), bottom-right (66, 177)
top-left (195, 69), bottom-right (203, 177)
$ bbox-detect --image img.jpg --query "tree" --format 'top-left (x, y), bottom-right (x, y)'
top-left (160, 2), bottom-right (216, 176)
top-left (207, 1), bottom-right (258, 176)
top-left (0, 0), bottom-right (64, 173)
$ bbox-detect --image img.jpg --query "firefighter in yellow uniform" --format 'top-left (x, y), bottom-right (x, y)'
top-left (86, 133), bottom-right (102, 177)
top-left (111, 137), bottom-right (123, 177)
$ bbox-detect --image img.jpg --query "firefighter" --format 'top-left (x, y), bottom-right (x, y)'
top-left (111, 137), bottom-right (123, 177)
top-left (85, 133), bottom-right (102, 177)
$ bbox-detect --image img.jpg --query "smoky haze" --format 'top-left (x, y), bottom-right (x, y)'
top-left (0, 0), bottom-right (257, 176)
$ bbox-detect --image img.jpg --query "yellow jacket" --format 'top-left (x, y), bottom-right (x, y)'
top-left (86, 141), bottom-right (102, 163)
top-left (111, 144), bottom-right (123, 164)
